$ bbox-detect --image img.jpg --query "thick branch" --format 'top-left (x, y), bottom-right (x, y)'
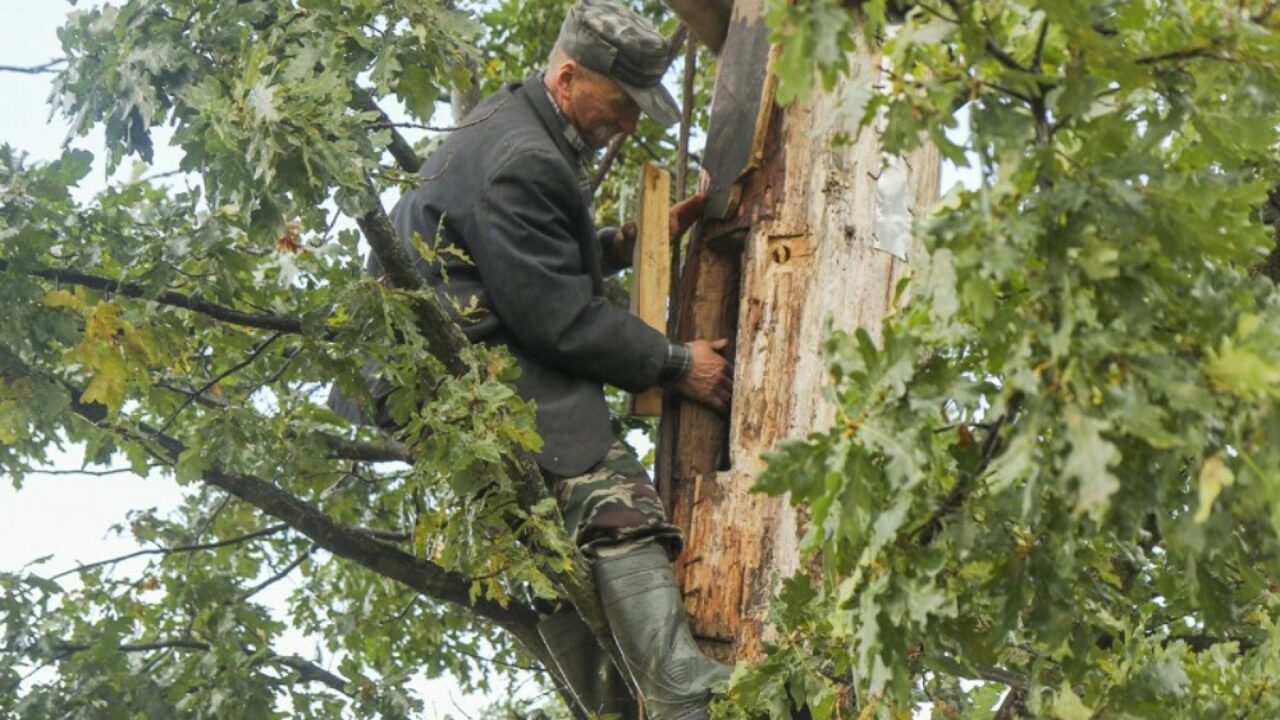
top-left (64, 394), bottom-right (547, 662)
top-left (353, 189), bottom-right (470, 376)
top-left (662, 0), bottom-right (731, 53)
top-left (269, 655), bottom-right (355, 697)
top-left (313, 432), bottom-right (412, 463)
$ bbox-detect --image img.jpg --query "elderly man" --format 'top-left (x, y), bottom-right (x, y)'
top-left (335, 1), bottom-right (734, 717)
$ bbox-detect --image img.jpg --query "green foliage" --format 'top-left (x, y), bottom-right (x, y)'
top-left (721, 0), bottom-right (1280, 717)
top-left (0, 0), bottom-right (613, 715)
top-left (15, 0), bottom-right (1280, 718)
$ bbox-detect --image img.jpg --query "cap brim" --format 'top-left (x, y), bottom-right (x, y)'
top-left (616, 78), bottom-right (681, 126)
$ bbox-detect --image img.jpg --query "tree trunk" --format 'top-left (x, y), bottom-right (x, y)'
top-left (657, 1), bottom-right (941, 663)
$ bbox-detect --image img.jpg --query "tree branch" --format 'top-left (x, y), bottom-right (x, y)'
top-left (1135, 45), bottom-right (1228, 65)
top-left (268, 655), bottom-right (354, 697)
top-left (4, 259), bottom-right (308, 335)
top-left (914, 392), bottom-right (1024, 546)
top-left (347, 189), bottom-right (629, 702)
top-left (18, 464), bottom-right (161, 477)
top-left (350, 88), bottom-right (422, 173)
top-left (368, 94), bottom-right (509, 135)
top-left (353, 186), bottom-right (471, 376)
top-left (590, 135), bottom-right (628, 192)
top-left (155, 331), bottom-right (285, 436)
top-left (241, 545), bottom-right (315, 601)
top-left (63, 393), bottom-right (549, 664)
top-left (25, 638), bottom-right (356, 698)
top-left (48, 524), bottom-right (290, 580)
top-left (0, 58), bottom-right (65, 75)
top-left (313, 432), bottom-right (412, 463)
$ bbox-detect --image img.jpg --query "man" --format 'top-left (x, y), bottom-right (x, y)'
top-left (334, 1), bottom-right (734, 717)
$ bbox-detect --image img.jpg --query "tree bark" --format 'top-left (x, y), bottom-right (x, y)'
top-left (657, 2), bottom-right (941, 663)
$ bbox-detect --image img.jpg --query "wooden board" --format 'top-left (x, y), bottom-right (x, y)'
top-left (702, 0), bottom-right (775, 220)
top-left (630, 164), bottom-right (671, 417)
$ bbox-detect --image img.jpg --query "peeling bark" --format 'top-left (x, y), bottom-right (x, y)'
top-left (659, 26), bottom-right (941, 662)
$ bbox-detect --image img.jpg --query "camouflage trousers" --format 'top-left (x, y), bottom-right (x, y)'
top-left (546, 441), bottom-right (683, 561)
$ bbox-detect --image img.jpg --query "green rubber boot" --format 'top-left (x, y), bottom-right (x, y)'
top-left (537, 606), bottom-right (639, 719)
top-left (593, 544), bottom-right (732, 720)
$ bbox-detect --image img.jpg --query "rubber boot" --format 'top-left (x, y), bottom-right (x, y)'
top-left (593, 544), bottom-right (732, 720)
top-left (538, 606), bottom-right (640, 719)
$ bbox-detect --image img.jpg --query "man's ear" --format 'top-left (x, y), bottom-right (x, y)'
top-left (553, 61), bottom-right (577, 94)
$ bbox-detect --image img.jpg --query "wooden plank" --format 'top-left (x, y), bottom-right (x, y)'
top-left (630, 164), bottom-right (671, 417)
top-left (701, 0), bottom-right (775, 220)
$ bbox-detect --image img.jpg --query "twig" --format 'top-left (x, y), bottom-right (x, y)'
top-left (49, 524), bottom-right (290, 580)
top-left (1135, 45), bottom-right (1227, 65)
top-left (0, 58), bottom-right (66, 75)
top-left (368, 94), bottom-right (509, 133)
top-left (11, 637), bottom-right (355, 698)
top-left (240, 545), bottom-right (315, 600)
top-left (1253, 0), bottom-right (1280, 23)
top-left (312, 432), bottom-right (412, 463)
top-left (446, 642), bottom-right (541, 672)
top-left (914, 393), bottom-right (1023, 546)
top-left (18, 465), bottom-right (160, 477)
top-left (1031, 17), bottom-right (1050, 73)
top-left (241, 346), bottom-right (300, 398)
top-left (350, 88), bottom-right (422, 173)
top-left (154, 331), bottom-right (285, 436)
top-left (914, 2), bottom-right (960, 24)
top-left (153, 380), bottom-right (229, 410)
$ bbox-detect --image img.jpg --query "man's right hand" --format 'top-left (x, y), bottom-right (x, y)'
top-left (676, 338), bottom-right (733, 411)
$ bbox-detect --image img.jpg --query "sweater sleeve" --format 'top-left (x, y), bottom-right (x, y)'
top-left (467, 150), bottom-right (672, 393)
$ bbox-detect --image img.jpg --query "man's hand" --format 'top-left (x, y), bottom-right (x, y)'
top-left (616, 192), bottom-right (708, 259)
top-left (676, 338), bottom-right (733, 411)
top-left (670, 192), bottom-right (706, 239)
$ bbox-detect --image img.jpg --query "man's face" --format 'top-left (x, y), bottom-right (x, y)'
top-left (563, 66), bottom-right (642, 149)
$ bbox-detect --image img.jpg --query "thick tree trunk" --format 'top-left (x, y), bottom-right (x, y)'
top-left (657, 3), bottom-right (941, 662)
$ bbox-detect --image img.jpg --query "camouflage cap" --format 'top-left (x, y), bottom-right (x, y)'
top-left (556, 0), bottom-right (681, 126)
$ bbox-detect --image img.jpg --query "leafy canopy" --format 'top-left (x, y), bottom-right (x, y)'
top-left (717, 1), bottom-right (1280, 718)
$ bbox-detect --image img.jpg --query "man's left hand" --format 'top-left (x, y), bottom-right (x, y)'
top-left (669, 192), bottom-right (706, 239)
top-left (616, 192), bottom-right (708, 259)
